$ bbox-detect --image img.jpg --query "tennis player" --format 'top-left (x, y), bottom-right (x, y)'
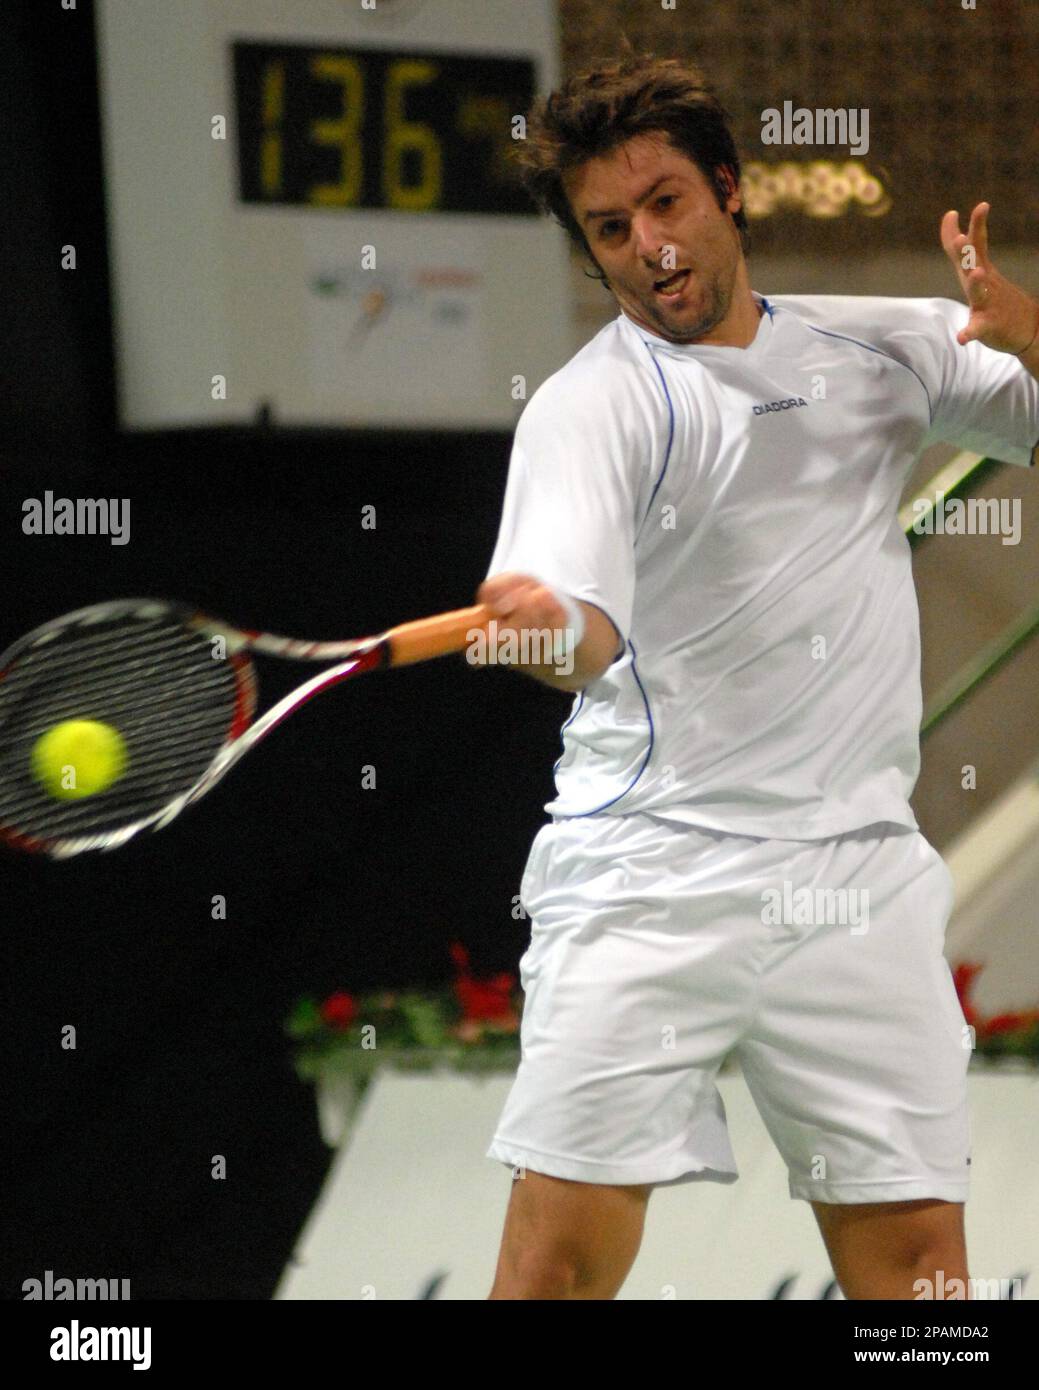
top-left (477, 54), bottom-right (1039, 1300)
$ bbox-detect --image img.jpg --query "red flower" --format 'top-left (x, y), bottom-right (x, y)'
top-left (979, 1013), bottom-right (1026, 1037)
top-left (449, 941), bottom-right (518, 1025)
top-left (953, 962), bottom-right (1039, 1042)
top-left (320, 991), bottom-right (358, 1030)
top-left (978, 1010), bottom-right (1039, 1039)
top-left (951, 962), bottom-right (985, 1028)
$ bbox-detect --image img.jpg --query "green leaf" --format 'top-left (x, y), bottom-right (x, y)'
top-left (285, 997), bottom-right (323, 1038)
top-left (398, 994), bottom-right (447, 1049)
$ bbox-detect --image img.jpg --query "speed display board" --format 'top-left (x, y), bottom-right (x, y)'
top-left (233, 41), bottom-right (537, 215)
top-left (96, 0), bottom-right (569, 430)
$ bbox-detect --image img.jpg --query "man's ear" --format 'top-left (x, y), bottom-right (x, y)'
top-left (717, 163), bottom-right (742, 212)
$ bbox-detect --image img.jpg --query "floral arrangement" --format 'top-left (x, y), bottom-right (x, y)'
top-left (285, 942), bottom-right (522, 1083)
top-left (953, 962), bottom-right (1039, 1063)
top-left (286, 950), bottom-right (1039, 1090)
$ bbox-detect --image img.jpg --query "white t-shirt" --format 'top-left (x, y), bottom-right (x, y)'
top-left (485, 292), bottom-right (1039, 839)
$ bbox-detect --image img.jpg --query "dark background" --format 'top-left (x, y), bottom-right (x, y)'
top-left (2, 2), bottom-right (563, 1299)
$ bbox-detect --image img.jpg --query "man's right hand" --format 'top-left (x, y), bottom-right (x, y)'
top-left (476, 573), bottom-right (623, 692)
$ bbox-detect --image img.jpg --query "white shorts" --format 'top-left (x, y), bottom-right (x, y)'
top-left (487, 812), bottom-right (971, 1204)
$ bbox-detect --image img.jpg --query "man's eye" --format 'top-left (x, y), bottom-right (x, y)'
top-left (600, 220), bottom-right (622, 238)
top-left (657, 195), bottom-right (677, 209)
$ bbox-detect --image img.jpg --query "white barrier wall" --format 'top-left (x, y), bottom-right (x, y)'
top-left (944, 766), bottom-right (1039, 1016)
top-left (277, 1064), bottom-right (1038, 1300)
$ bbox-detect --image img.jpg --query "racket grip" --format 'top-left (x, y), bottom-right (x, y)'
top-left (383, 604), bottom-right (495, 667)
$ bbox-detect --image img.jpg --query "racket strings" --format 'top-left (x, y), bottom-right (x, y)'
top-left (0, 612), bottom-right (249, 845)
top-left (11, 651), bottom-right (232, 738)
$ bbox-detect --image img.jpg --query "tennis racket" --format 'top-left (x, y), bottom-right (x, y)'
top-left (0, 598), bottom-right (493, 859)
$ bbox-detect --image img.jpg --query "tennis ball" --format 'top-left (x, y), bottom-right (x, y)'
top-left (31, 720), bottom-right (128, 800)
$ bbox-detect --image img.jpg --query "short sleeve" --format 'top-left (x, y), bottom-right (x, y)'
top-left (485, 366), bottom-right (657, 645)
top-left (918, 298), bottom-right (1039, 466)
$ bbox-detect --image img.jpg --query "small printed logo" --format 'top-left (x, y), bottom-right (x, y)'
top-left (49, 1320), bottom-right (151, 1370)
top-left (752, 397), bottom-right (808, 416)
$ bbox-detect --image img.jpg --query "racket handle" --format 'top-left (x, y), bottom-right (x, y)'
top-left (382, 604), bottom-right (494, 668)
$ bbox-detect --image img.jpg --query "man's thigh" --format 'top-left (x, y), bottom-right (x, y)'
top-left (489, 1169), bottom-right (653, 1299)
top-left (488, 813), bottom-right (765, 1189)
top-left (737, 827), bottom-right (971, 1205)
top-left (811, 1198), bottom-right (968, 1299)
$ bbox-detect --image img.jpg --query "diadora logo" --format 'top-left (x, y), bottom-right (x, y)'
top-left (753, 397), bottom-right (809, 415)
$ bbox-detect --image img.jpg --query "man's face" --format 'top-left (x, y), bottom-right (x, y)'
top-left (563, 133), bottom-right (745, 344)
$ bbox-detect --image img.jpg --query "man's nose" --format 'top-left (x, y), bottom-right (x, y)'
top-left (631, 212), bottom-right (667, 264)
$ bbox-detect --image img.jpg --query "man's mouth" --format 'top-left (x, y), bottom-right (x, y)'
top-left (653, 268), bottom-right (691, 299)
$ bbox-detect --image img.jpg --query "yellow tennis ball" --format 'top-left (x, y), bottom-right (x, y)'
top-left (31, 720), bottom-right (128, 800)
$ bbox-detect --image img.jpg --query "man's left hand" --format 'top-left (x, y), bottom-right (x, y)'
top-left (940, 201), bottom-right (1039, 356)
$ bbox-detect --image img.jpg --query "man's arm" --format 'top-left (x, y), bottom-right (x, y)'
top-left (476, 572), bottom-right (624, 692)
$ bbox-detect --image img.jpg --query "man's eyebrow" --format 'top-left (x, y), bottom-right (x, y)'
top-left (583, 174), bottom-right (675, 224)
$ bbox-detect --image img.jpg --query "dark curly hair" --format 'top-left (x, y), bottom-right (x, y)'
top-left (510, 51), bottom-right (750, 283)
